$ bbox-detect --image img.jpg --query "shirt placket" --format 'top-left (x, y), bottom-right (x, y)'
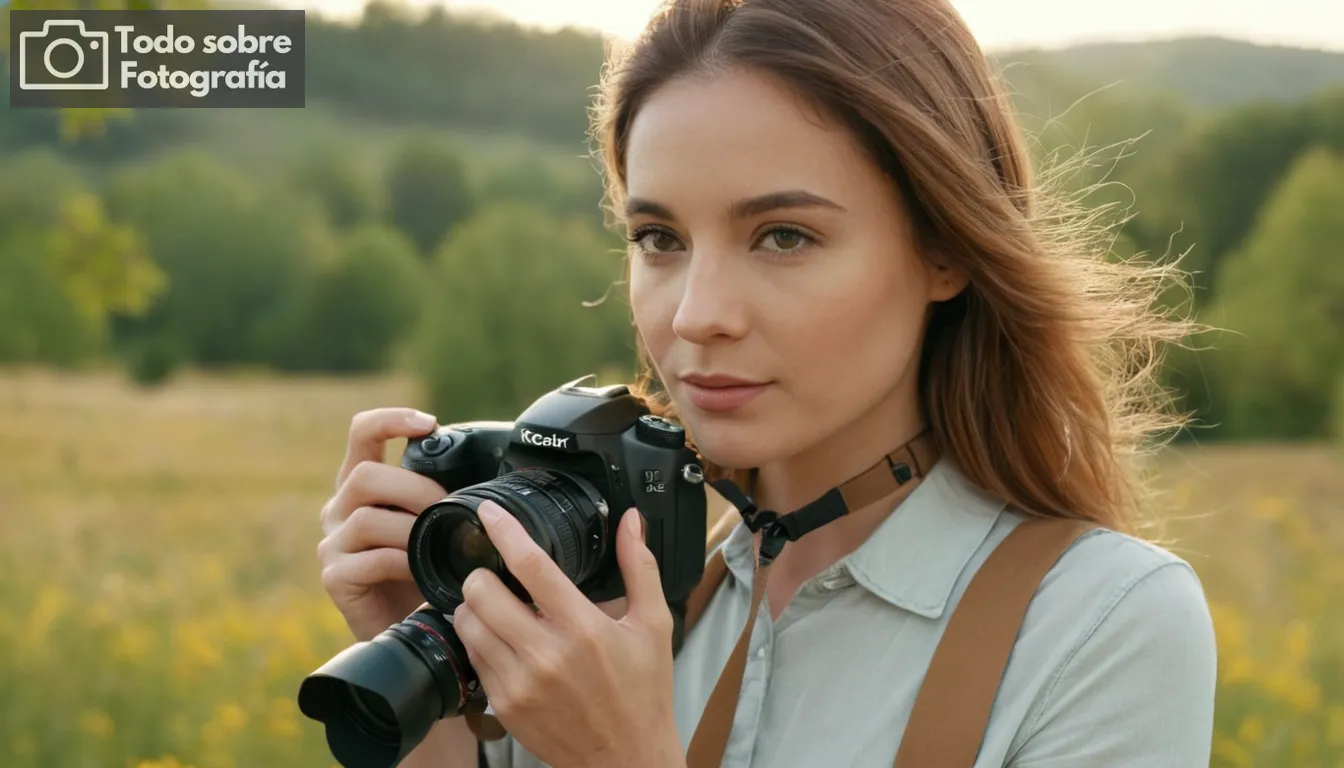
top-left (726, 562), bottom-right (856, 767)
top-left (721, 578), bottom-right (777, 767)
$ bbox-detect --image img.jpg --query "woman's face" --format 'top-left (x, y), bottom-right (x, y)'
top-left (625, 67), bottom-right (964, 476)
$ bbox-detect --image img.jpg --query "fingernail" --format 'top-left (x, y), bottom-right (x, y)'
top-left (477, 501), bottom-right (503, 525)
top-left (406, 410), bottom-right (437, 431)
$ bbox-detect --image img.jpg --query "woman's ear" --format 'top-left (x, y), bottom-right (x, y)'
top-left (929, 260), bottom-right (970, 302)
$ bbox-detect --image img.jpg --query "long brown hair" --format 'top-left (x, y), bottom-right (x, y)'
top-left (587, 0), bottom-right (1197, 536)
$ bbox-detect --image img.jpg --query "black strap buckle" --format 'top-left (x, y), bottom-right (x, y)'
top-left (741, 505), bottom-right (775, 532)
top-left (753, 511), bottom-right (810, 567)
top-left (758, 522), bottom-right (789, 566)
top-left (708, 476), bottom-right (844, 568)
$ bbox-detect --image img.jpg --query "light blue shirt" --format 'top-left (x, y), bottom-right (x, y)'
top-left (484, 456), bottom-right (1219, 767)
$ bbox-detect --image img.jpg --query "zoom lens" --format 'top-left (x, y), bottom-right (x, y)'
top-left (297, 608), bottom-right (480, 768)
top-left (408, 468), bottom-right (609, 611)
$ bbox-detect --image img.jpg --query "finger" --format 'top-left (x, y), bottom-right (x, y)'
top-left (323, 461), bottom-right (448, 535)
top-left (452, 602), bottom-right (514, 697)
top-left (460, 567), bottom-right (546, 652)
top-left (616, 509), bottom-right (672, 631)
top-left (336, 407), bottom-right (438, 491)
top-left (320, 548), bottom-right (414, 595)
top-left (475, 500), bottom-right (593, 623)
top-left (318, 506), bottom-right (417, 564)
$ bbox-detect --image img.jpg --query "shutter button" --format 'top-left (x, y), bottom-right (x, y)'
top-left (420, 435), bottom-right (453, 456)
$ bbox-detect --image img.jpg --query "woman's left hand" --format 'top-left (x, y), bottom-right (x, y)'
top-left (453, 500), bottom-right (686, 768)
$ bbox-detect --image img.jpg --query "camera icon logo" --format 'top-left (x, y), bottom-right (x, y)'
top-left (18, 19), bottom-right (111, 91)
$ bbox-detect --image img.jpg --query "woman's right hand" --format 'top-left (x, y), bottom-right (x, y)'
top-left (317, 407), bottom-right (449, 642)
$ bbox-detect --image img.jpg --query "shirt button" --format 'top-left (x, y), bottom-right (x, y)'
top-left (756, 647), bottom-right (767, 659)
top-left (818, 565), bottom-right (855, 591)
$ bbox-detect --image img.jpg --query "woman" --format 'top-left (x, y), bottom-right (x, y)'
top-left (314, 0), bottom-right (1219, 766)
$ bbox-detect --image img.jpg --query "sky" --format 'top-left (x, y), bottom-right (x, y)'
top-left (291, 0), bottom-right (1344, 53)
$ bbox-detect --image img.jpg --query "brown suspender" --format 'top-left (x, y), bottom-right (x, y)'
top-left (467, 429), bottom-right (1098, 768)
top-left (892, 516), bottom-right (1096, 767)
top-left (683, 507), bottom-right (1096, 768)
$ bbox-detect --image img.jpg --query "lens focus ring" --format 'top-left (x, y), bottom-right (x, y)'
top-left (494, 470), bottom-right (585, 580)
top-left (410, 467), bottom-right (608, 609)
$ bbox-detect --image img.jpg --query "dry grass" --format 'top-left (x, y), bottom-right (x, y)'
top-left (0, 368), bottom-right (1340, 767)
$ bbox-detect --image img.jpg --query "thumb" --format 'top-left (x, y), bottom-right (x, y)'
top-left (616, 508), bottom-right (668, 628)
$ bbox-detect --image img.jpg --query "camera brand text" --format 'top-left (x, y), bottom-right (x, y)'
top-left (520, 429), bottom-right (572, 450)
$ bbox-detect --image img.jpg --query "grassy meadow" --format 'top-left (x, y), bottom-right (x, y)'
top-left (0, 369), bottom-right (1341, 768)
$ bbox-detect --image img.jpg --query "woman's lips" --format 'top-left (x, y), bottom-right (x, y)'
top-left (680, 380), bottom-right (772, 413)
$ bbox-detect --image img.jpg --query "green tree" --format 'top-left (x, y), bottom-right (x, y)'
top-left (103, 150), bottom-right (334, 370)
top-left (0, 150), bottom-right (163, 366)
top-left (416, 203), bottom-right (632, 421)
top-left (1130, 87), bottom-right (1344, 305)
top-left (45, 191), bottom-right (166, 325)
top-left (1207, 145), bottom-right (1344, 439)
top-left (386, 134), bottom-right (476, 255)
top-left (0, 149), bottom-right (86, 227)
top-left (1335, 373), bottom-right (1344, 448)
top-left (275, 224), bottom-right (426, 373)
top-left (0, 229), bottom-right (106, 367)
top-left (302, 0), bottom-right (605, 147)
top-left (477, 154), bottom-right (605, 226)
top-left (285, 141), bottom-right (382, 231)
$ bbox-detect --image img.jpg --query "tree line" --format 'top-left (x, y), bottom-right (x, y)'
top-left (0, 0), bottom-right (1341, 441)
top-left (0, 133), bottom-right (631, 423)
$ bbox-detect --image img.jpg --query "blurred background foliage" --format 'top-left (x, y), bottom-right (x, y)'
top-left (1, 1), bottom-right (1342, 767)
top-left (0, 0), bottom-right (1338, 434)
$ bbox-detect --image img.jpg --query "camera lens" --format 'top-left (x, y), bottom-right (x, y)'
top-left (298, 608), bottom-right (481, 768)
top-left (434, 518), bottom-right (500, 587)
top-left (408, 468), bottom-right (609, 610)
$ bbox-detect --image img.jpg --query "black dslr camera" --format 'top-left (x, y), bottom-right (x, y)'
top-left (298, 377), bottom-right (709, 768)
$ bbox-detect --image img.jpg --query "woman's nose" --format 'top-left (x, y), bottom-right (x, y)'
top-left (670, 250), bottom-right (750, 344)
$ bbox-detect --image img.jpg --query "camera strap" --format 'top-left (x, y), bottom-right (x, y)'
top-left (681, 432), bottom-right (1098, 768)
top-left (683, 427), bottom-right (940, 766)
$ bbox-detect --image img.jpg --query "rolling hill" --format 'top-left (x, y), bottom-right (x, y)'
top-left (994, 36), bottom-right (1344, 110)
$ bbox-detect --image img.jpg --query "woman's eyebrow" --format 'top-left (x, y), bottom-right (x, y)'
top-left (624, 198), bottom-right (676, 219)
top-left (623, 189), bottom-right (847, 221)
top-left (729, 190), bottom-right (847, 219)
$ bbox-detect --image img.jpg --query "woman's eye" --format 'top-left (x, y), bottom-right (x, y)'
top-left (758, 227), bottom-right (814, 254)
top-left (632, 229), bottom-right (682, 253)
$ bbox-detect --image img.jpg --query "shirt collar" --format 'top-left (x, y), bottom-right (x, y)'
top-left (719, 456), bottom-right (1006, 620)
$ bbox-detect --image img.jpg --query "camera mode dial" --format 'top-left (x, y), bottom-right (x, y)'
top-left (636, 414), bottom-right (685, 449)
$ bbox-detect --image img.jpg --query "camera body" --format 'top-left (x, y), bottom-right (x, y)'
top-left (401, 377), bottom-right (708, 610)
top-left (299, 378), bottom-right (710, 768)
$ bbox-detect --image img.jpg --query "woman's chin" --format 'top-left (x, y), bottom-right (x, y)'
top-left (688, 422), bottom-right (782, 470)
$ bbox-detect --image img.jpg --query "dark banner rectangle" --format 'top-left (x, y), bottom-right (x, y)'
top-left (8, 9), bottom-right (305, 108)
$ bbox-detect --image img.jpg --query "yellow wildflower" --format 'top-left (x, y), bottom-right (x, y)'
top-left (77, 709), bottom-right (114, 739)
